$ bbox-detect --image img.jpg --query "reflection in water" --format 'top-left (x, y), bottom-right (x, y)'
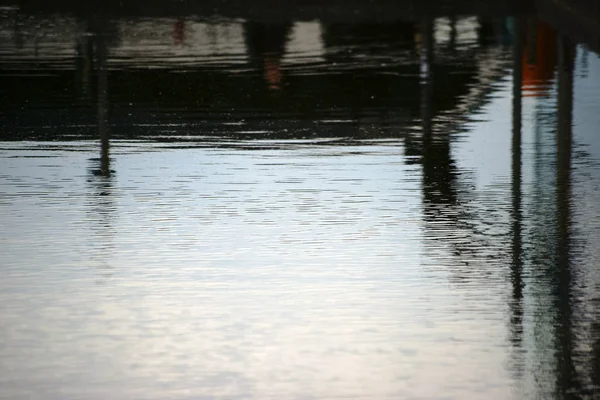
top-left (173, 18), bottom-right (185, 46)
top-left (510, 15), bottom-right (524, 361)
top-left (2, 5), bottom-right (600, 399)
top-left (85, 16), bottom-right (115, 283)
top-left (419, 17), bottom-right (458, 210)
top-left (522, 19), bottom-right (557, 96)
top-left (86, 154), bottom-right (116, 284)
top-left (555, 33), bottom-right (576, 398)
top-left (96, 20), bottom-right (110, 177)
top-left (244, 21), bottom-right (292, 91)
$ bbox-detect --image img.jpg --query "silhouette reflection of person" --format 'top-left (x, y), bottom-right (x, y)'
top-left (244, 21), bottom-right (292, 91)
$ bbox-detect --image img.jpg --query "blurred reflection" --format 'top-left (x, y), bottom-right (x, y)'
top-left (244, 21), bottom-right (292, 91)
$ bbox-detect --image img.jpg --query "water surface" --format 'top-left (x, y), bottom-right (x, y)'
top-left (2, 7), bottom-right (600, 400)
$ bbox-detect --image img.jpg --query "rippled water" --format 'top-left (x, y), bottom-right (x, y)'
top-left (2, 5), bottom-right (600, 400)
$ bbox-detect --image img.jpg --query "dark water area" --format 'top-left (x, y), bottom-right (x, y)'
top-left (2, 2), bottom-right (600, 399)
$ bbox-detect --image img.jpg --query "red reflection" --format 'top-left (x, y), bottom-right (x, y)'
top-left (522, 20), bottom-right (557, 97)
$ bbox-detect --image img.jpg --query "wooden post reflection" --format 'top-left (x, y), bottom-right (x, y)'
top-left (96, 28), bottom-right (110, 176)
top-left (555, 33), bottom-right (577, 397)
top-left (510, 16), bottom-right (524, 345)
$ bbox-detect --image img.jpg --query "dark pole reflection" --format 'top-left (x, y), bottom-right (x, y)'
top-left (75, 27), bottom-right (94, 101)
top-left (76, 14), bottom-right (112, 176)
top-left (510, 15), bottom-right (524, 350)
top-left (555, 33), bottom-right (577, 398)
top-left (84, 15), bottom-right (115, 283)
top-left (96, 23), bottom-right (110, 177)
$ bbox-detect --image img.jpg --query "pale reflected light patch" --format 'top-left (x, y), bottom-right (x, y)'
top-left (434, 16), bottom-right (480, 49)
top-left (282, 21), bottom-right (325, 68)
top-left (113, 18), bottom-right (249, 68)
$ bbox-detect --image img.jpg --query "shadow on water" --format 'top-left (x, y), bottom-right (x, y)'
top-left (2, 1), bottom-right (600, 398)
